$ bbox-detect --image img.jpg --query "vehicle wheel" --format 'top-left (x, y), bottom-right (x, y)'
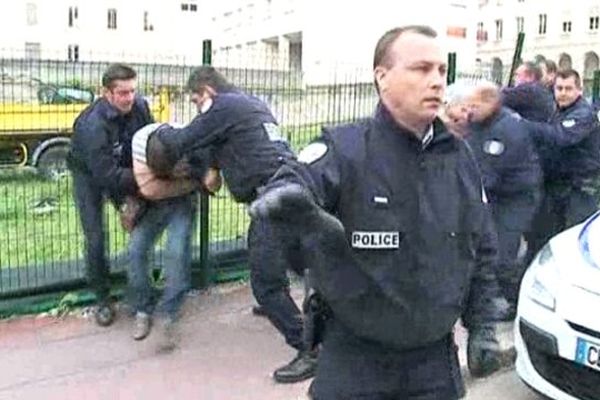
top-left (37, 145), bottom-right (70, 180)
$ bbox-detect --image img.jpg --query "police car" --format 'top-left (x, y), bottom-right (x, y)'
top-left (515, 211), bottom-right (600, 400)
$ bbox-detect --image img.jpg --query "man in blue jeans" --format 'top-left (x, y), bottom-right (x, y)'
top-left (127, 123), bottom-right (220, 351)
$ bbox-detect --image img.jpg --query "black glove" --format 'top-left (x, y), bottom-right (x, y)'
top-left (467, 324), bottom-right (503, 378)
top-left (249, 182), bottom-right (318, 220)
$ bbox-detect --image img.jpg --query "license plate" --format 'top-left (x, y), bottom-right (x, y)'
top-left (575, 337), bottom-right (600, 371)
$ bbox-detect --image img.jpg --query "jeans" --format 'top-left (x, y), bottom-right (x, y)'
top-left (127, 195), bottom-right (195, 319)
top-left (72, 171), bottom-right (111, 303)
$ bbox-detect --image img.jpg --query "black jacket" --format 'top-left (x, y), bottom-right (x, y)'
top-left (275, 103), bottom-right (504, 350)
top-left (468, 107), bottom-right (542, 201)
top-left (527, 96), bottom-right (600, 184)
top-left (155, 89), bottom-right (295, 203)
top-left (69, 96), bottom-right (154, 203)
top-left (502, 82), bottom-right (555, 122)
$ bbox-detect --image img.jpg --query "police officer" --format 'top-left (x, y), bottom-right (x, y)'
top-left (502, 61), bottom-right (554, 122)
top-left (251, 26), bottom-right (508, 399)
top-left (465, 82), bottom-right (542, 319)
top-left (68, 64), bottom-right (154, 326)
top-left (150, 66), bottom-right (317, 382)
top-left (525, 68), bottom-right (600, 260)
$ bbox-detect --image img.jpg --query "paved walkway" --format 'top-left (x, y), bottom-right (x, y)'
top-left (0, 283), bottom-right (521, 400)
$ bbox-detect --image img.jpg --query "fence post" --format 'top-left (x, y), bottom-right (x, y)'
top-left (592, 70), bottom-right (600, 104)
top-left (197, 40), bottom-right (212, 288)
top-left (507, 32), bottom-right (525, 87)
top-left (447, 52), bottom-right (457, 85)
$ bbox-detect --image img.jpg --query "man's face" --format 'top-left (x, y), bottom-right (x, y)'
top-left (466, 92), bottom-right (497, 123)
top-left (105, 79), bottom-right (136, 114)
top-left (190, 86), bottom-right (213, 113)
top-left (514, 65), bottom-right (533, 86)
top-left (554, 76), bottom-right (581, 108)
top-left (375, 32), bottom-right (446, 128)
top-left (539, 64), bottom-right (556, 86)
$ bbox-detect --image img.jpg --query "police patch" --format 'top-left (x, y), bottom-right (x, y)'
top-left (298, 142), bottom-right (328, 164)
top-left (562, 119), bottom-right (576, 128)
top-left (351, 231), bottom-right (400, 249)
top-left (483, 140), bottom-right (505, 156)
top-left (263, 122), bottom-right (284, 142)
top-left (200, 98), bottom-right (213, 114)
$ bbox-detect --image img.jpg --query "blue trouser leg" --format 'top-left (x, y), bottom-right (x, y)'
top-left (72, 172), bottom-right (111, 302)
top-left (155, 196), bottom-right (194, 319)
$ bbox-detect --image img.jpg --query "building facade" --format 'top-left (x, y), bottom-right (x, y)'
top-left (205, 0), bottom-right (478, 84)
top-left (476, 0), bottom-right (600, 89)
top-left (0, 0), bottom-right (207, 64)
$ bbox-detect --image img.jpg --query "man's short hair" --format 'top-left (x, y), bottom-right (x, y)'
top-left (556, 68), bottom-right (582, 88)
top-left (539, 59), bottom-right (558, 74)
top-left (186, 66), bottom-right (234, 93)
top-left (373, 25), bottom-right (438, 69)
top-left (102, 63), bottom-right (137, 89)
top-left (520, 61), bottom-right (543, 82)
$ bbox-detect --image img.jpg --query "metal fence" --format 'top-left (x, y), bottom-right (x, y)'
top-left (0, 51), bottom-right (378, 300)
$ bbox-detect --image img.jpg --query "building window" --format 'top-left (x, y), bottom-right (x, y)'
top-left (143, 11), bottom-right (154, 31)
top-left (181, 3), bottom-right (197, 12)
top-left (25, 42), bottom-right (41, 60)
top-left (516, 17), bottom-right (524, 33)
top-left (68, 6), bottom-right (78, 27)
top-left (68, 44), bottom-right (79, 62)
top-left (590, 15), bottom-right (599, 31)
top-left (107, 8), bottom-right (117, 30)
top-left (495, 19), bottom-right (503, 40)
top-left (538, 13), bottom-right (547, 35)
top-left (26, 3), bottom-right (38, 26)
top-left (563, 20), bottom-right (572, 33)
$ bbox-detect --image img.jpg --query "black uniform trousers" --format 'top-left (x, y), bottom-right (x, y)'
top-left (526, 181), bottom-right (599, 265)
top-left (310, 320), bottom-right (464, 400)
top-left (491, 191), bottom-right (540, 310)
top-left (72, 170), bottom-right (112, 303)
top-left (248, 216), bottom-right (306, 351)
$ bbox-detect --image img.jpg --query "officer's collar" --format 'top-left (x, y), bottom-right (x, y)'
top-left (374, 102), bottom-right (453, 148)
top-left (97, 97), bottom-right (131, 120)
top-left (558, 95), bottom-right (583, 112)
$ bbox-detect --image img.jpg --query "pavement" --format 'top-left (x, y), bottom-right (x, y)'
top-left (0, 282), bottom-right (537, 400)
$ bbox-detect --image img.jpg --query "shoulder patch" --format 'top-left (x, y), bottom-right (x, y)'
top-left (562, 119), bottom-right (576, 128)
top-left (263, 122), bottom-right (285, 142)
top-left (483, 140), bottom-right (505, 156)
top-left (298, 142), bottom-right (328, 164)
top-left (200, 98), bottom-right (213, 114)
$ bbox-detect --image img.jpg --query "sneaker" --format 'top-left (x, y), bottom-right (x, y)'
top-left (132, 312), bottom-right (152, 341)
top-left (273, 349), bottom-right (318, 384)
top-left (94, 303), bottom-right (116, 327)
top-left (155, 317), bottom-right (179, 353)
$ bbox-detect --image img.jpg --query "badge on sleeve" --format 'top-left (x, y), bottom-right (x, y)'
top-left (483, 140), bottom-right (505, 156)
top-left (263, 122), bottom-right (285, 142)
top-left (298, 142), bottom-right (328, 164)
top-left (562, 119), bottom-right (576, 128)
top-left (200, 98), bottom-right (213, 114)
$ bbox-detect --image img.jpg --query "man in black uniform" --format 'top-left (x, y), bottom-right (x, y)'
top-left (466, 82), bottom-right (542, 318)
top-left (251, 26), bottom-right (508, 399)
top-left (525, 69), bottom-right (600, 260)
top-left (68, 64), bottom-right (154, 326)
top-left (149, 66), bottom-right (317, 382)
top-left (502, 61), bottom-right (554, 122)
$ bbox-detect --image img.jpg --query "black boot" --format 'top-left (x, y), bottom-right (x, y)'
top-left (273, 349), bottom-right (318, 383)
top-left (252, 305), bottom-right (268, 317)
top-left (94, 301), bottom-right (116, 327)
